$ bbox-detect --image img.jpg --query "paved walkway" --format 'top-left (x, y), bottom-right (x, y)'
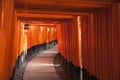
top-left (23, 45), bottom-right (61, 80)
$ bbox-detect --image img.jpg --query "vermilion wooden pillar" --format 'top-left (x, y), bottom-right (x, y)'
top-left (0, 1), bottom-right (2, 80)
top-left (0, 1), bottom-right (1, 27)
top-left (12, 19), bottom-right (21, 69)
top-left (110, 3), bottom-right (120, 80)
top-left (0, 0), bottom-right (14, 80)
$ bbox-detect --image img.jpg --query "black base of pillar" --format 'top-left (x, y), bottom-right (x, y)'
top-left (54, 53), bottom-right (99, 80)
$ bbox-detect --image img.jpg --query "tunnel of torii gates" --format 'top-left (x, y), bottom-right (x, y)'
top-left (0, 0), bottom-right (120, 80)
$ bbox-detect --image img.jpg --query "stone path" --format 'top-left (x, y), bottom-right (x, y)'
top-left (23, 46), bottom-right (61, 80)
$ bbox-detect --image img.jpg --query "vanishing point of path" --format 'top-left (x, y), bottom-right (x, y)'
top-left (23, 45), bottom-right (61, 80)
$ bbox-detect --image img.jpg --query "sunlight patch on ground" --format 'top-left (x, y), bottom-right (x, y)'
top-left (43, 51), bottom-right (58, 54)
top-left (32, 63), bottom-right (60, 67)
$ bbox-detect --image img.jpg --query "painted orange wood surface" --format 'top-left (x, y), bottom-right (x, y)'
top-left (57, 19), bottom-right (80, 67)
top-left (0, 0), bottom-right (14, 80)
top-left (81, 3), bottom-right (120, 80)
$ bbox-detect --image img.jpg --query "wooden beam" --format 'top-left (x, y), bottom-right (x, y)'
top-left (16, 10), bottom-right (89, 16)
top-left (16, 12), bottom-right (75, 19)
top-left (15, 0), bottom-right (112, 8)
